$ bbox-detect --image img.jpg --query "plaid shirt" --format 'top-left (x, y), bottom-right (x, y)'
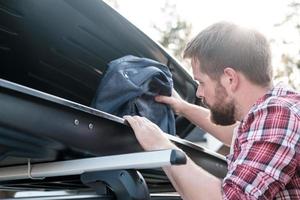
top-left (222, 84), bottom-right (300, 199)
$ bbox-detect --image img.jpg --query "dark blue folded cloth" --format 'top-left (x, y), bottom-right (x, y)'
top-left (91, 55), bottom-right (176, 135)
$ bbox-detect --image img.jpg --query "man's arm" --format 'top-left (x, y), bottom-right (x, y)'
top-left (123, 115), bottom-right (222, 200)
top-left (155, 92), bottom-right (237, 146)
top-left (163, 157), bottom-right (223, 200)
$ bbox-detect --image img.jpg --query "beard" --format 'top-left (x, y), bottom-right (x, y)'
top-left (210, 101), bottom-right (236, 125)
top-left (203, 83), bottom-right (236, 126)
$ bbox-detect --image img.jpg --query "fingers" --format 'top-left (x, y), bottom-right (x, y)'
top-left (155, 89), bottom-right (182, 104)
top-left (123, 115), bottom-right (174, 151)
top-left (124, 115), bottom-right (163, 136)
top-left (155, 95), bottom-right (174, 104)
top-left (123, 115), bottom-right (140, 130)
top-left (123, 115), bottom-right (150, 130)
top-left (155, 93), bottom-right (184, 115)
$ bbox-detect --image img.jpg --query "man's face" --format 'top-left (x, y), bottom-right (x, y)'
top-left (191, 59), bottom-right (236, 125)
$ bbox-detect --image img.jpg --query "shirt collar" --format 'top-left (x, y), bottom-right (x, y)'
top-left (251, 82), bottom-right (295, 110)
top-left (240, 82), bottom-right (294, 128)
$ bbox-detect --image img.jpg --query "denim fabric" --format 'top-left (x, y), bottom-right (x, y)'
top-left (91, 55), bottom-right (176, 135)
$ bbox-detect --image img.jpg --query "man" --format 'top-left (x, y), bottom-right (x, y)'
top-left (124, 22), bottom-right (300, 199)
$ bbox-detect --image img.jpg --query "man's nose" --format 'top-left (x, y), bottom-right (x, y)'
top-left (196, 86), bottom-right (204, 98)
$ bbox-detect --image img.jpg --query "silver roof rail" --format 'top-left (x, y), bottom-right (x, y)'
top-left (0, 149), bottom-right (186, 181)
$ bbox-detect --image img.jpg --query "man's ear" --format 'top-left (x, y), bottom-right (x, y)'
top-left (223, 67), bottom-right (239, 92)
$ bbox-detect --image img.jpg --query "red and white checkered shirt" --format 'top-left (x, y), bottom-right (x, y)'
top-left (222, 84), bottom-right (300, 199)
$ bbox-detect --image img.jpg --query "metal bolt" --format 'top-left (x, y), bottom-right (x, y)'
top-left (74, 119), bottom-right (79, 125)
top-left (88, 123), bottom-right (94, 130)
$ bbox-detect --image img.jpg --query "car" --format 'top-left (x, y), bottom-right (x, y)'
top-left (0, 0), bottom-right (227, 199)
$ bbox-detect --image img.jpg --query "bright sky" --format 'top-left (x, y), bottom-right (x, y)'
top-left (107, 0), bottom-right (286, 34)
top-left (104, 0), bottom-right (300, 87)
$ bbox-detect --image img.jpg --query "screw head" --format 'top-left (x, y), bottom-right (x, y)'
top-left (74, 119), bottom-right (79, 125)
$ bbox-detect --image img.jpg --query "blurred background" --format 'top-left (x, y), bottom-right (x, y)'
top-left (105, 0), bottom-right (300, 90)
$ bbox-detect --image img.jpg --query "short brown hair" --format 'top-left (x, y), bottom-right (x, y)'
top-left (183, 22), bottom-right (272, 86)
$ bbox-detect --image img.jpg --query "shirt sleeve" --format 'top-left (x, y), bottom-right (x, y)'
top-left (222, 104), bottom-right (299, 199)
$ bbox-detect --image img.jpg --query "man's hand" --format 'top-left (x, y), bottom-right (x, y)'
top-left (155, 89), bottom-right (187, 115)
top-left (123, 115), bottom-right (175, 151)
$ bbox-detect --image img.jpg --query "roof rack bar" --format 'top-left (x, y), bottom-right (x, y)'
top-left (2, 193), bottom-right (182, 200)
top-left (3, 194), bottom-right (103, 200)
top-left (0, 149), bottom-right (186, 181)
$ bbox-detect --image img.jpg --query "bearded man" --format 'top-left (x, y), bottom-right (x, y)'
top-left (124, 22), bottom-right (300, 200)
